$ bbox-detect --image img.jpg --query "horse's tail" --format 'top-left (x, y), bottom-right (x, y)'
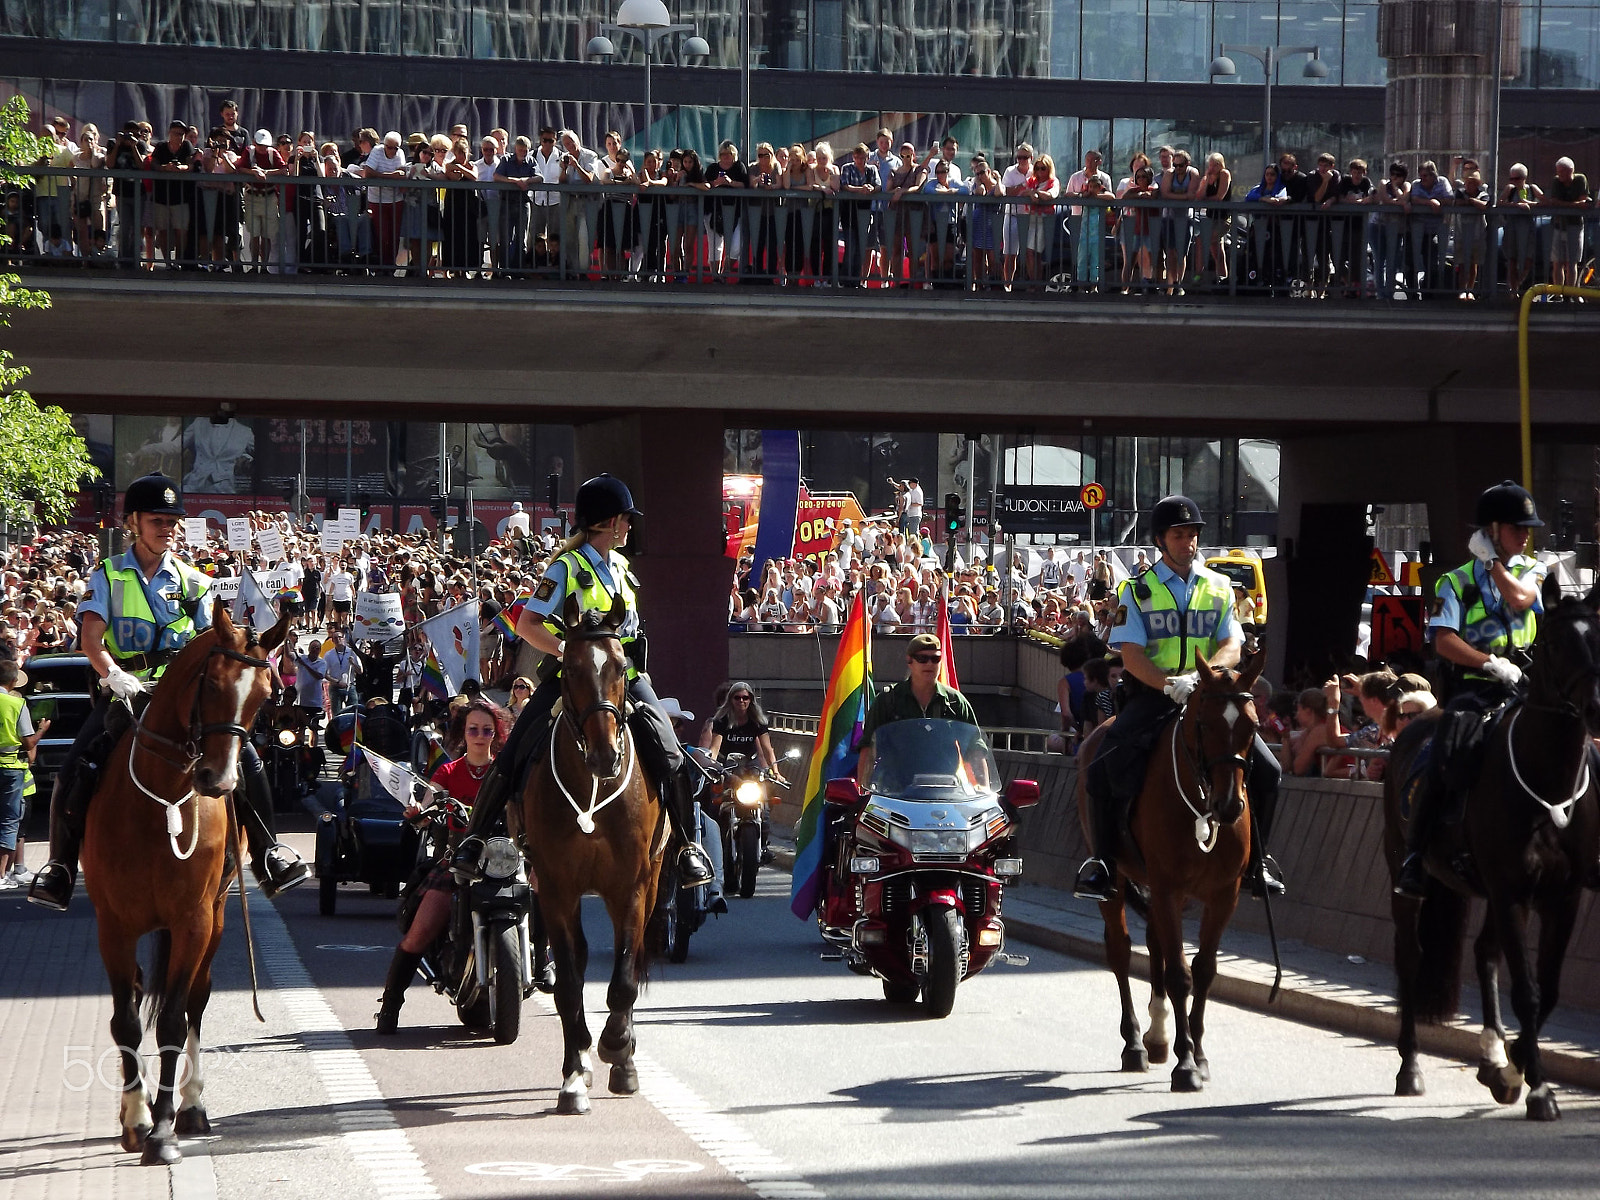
top-left (141, 930), bottom-right (172, 1031)
top-left (1412, 883), bottom-right (1468, 1023)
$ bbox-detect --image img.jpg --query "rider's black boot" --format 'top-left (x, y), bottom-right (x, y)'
top-left (236, 746), bottom-right (309, 898)
top-left (1245, 757), bottom-right (1286, 898)
top-left (666, 769), bottom-right (714, 888)
top-left (1394, 776), bottom-right (1438, 898)
top-left (374, 948), bottom-right (423, 1034)
top-left (529, 896), bottom-right (556, 993)
top-left (27, 761), bottom-right (93, 912)
top-left (1072, 765), bottom-right (1119, 903)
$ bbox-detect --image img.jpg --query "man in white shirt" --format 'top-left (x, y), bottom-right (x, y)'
top-left (506, 500), bottom-right (531, 537)
top-left (323, 629), bottom-right (355, 712)
top-left (1001, 143), bottom-right (1036, 287)
top-left (362, 131), bottom-right (407, 267)
top-left (326, 559), bottom-right (355, 631)
top-left (1039, 548), bottom-right (1063, 592)
top-left (557, 130), bottom-right (604, 276)
top-left (904, 477), bottom-right (925, 535)
top-left (531, 127), bottom-right (563, 270)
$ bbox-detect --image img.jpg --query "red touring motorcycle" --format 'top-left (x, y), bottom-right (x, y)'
top-left (817, 718), bottom-right (1039, 1017)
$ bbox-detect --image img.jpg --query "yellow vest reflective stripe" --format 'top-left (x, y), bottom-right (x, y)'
top-left (100, 557), bottom-right (210, 677)
top-left (1122, 566), bottom-right (1235, 672)
top-left (1439, 560), bottom-right (1538, 677)
top-left (542, 548), bottom-right (640, 680)
top-left (0, 690), bottom-right (26, 769)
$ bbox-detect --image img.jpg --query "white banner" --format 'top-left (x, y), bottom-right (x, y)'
top-left (230, 570), bottom-right (279, 634)
top-left (211, 575), bottom-right (241, 601)
top-left (226, 517), bottom-right (253, 551)
top-left (416, 600), bottom-right (480, 694)
top-left (338, 508), bottom-right (361, 538)
top-left (321, 522), bottom-right (346, 554)
top-left (255, 526), bottom-right (286, 564)
top-left (355, 743), bottom-right (442, 808)
top-left (353, 590), bottom-right (406, 641)
top-left (182, 517), bottom-right (208, 546)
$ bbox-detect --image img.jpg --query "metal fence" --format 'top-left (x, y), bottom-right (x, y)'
top-left (12, 166), bottom-right (1597, 302)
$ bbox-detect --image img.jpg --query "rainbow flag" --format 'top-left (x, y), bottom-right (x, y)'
top-left (419, 647), bottom-right (450, 701)
top-left (935, 585), bottom-right (961, 692)
top-left (494, 590), bottom-right (531, 641)
top-left (789, 591), bottom-right (874, 919)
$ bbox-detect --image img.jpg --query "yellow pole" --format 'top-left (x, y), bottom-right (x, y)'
top-left (1517, 282), bottom-right (1600, 491)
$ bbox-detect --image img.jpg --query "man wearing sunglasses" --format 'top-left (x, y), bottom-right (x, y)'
top-left (856, 633), bottom-right (978, 782)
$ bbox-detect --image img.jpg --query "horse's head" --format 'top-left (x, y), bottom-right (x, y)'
top-left (1182, 648), bottom-right (1266, 825)
top-left (177, 601), bottom-right (287, 795)
top-left (1529, 581), bottom-right (1600, 734)
top-left (560, 592), bottom-right (631, 779)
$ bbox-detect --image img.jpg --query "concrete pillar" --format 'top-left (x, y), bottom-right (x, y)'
top-left (1266, 425), bottom-right (1518, 686)
top-left (574, 410), bottom-right (732, 714)
top-left (1379, 0), bottom-right (1519, 170)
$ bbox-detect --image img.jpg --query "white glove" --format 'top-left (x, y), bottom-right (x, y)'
top-left (1468, 529), bottom-right (1498, 563)
top-left (1163, 672), bottom-right (1200, 705)
top-left (1482, 655), bottom-right (1523, 687)
top-left (103, 664), bottom-right (146, 703)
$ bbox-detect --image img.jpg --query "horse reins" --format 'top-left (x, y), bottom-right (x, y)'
top-left (1170, 689), bottom-right (1256, 853)
top-left (1503, 631), bottom-right (1600, 831)
top-left (551, 624), bottom-right (638, 835)
top-left (127, 640), bottom-right (273, 859)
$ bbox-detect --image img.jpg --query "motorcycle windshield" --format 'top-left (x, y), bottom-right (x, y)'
top-left (867, 719), bottom-right (998, 801)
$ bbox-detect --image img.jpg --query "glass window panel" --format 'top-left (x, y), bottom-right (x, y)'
top-left (114, 0), bottom-right (260, 47)
top-left (1508, 0), bottom-right (1537, 85)
top-left (471, 0), bottom-right (538, 58)
top-left (813, 0), bottom-right (845, 68)
top-left (1015, 0), bottom-right (1051, 76)
top-left (1342, 3), bottom-right (1384, 86)
top-left (672, 0), bottom-right (739, 66)
top-left (753, 0), bottom-right (811, 68)
top-left (1077, 116), bottom-right (1107, 163)
top-left (403, 0), bottom-right (467, 55)
top-left (1047, 0), bottom-right (1081, 77)
top-left (953, 0), bottom-right (1019, 76)
top-left (1210, 0), bottom-right (1278, 84)
top-left (1109, 117), bottom-right (1147, 181)
top-left (3, 0), bottom-right (113, 39)
top-left (1148, 0), bottom-right (1211, 82)
top-left (1081, 0), bottom-right (1145, 80)
top-left (1535, 6), bottom-right (1600, 88)
top-left (1275, 1), bottom-right (1342, 82)
top-left (40, 78), bottom-right (116, 134)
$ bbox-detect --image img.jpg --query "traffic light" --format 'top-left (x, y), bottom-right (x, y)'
top-left (429, 495), bottom-right (447, 519)
top-left (358, 492), bottom-right (372, 520)
top-left (1555, 500), bottom-right (1576, 551)
top-left (944, 492), bottom-right (964, 536)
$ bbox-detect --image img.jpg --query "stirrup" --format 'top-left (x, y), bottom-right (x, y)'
top-left (677, 844), bottom-right (714, 887)
top-left (1072, 858), bottom-right (1116, 902)
top-left (1393, 853), bottom-right (1429, 899)
top-left (256, 846), bottom-right (310, 899)
top-left (26, 862), bottom-right (75, 912)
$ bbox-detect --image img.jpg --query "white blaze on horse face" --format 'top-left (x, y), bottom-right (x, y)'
top-left (179, 1027), bottom-right (204, 1111)
top-left (209, 663), bottom-right (253, 792)
top-left (1221, 701), bottom-right (1240, 731)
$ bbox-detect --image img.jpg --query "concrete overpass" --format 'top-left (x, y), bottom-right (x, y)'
top-left (10, 274), bottom-right (1598, 699)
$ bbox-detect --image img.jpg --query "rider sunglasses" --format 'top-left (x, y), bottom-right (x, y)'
top-left (911, 653), bottom-right (942, 664)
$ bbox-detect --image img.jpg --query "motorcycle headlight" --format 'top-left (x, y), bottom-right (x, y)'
top-left (480, 836), bottom-right (522, 881)
top-left (849, 854), bottom-right (881, 875)
top-left (735, 780), bottom-right (764, 808)
top-left (992, 857), bottom-right (1024, 877)
top-left (277, 728), bottom-right (298, 747)
top-left (909, 828), bottom-right (981, 858)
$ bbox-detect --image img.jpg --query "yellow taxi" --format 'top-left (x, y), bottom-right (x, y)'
top-left (1205, 549), bottom-right (1267, 627)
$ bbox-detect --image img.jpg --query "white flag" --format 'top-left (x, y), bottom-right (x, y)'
top-left (230, 570), bottom-right (279, 634)
top-left (416, 600), bottom-right (480, 694)
top-left (356, 743), bottom-right (442, 809)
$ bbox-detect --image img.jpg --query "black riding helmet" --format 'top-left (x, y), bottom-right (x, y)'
top-left (1475, 479), bottom-right (1543, 528)
top-left (1150, 494), bottom-right (1206, 542)
top-left (574, 473), bottom-right (642, 530)
top-left (123, 473), bottom-right (186, 518)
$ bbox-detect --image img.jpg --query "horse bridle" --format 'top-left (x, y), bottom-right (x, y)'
top-left (559, 625), bottom-right (629, 764)
top-left (1173, 688), bottom-right (1257, 825)
top-left (133, 641), bottom-right (274, 768)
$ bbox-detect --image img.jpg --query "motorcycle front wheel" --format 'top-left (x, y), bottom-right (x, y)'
top-left (922, 907), bottom-right (962, 1019)
top-left (668, 888), bottom-right (695, 963)
top-left (491, 923), bottom-right (522, 1045)
top-left (736, 822), bottom-right (760, 899)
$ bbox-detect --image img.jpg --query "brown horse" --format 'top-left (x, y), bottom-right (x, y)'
top-left (519, 594), bottom-right (665, 1115)
top-left (84, 603), bottom-right (286, 1165)
top-left (1077, 650), bottom-right (1265, 1091)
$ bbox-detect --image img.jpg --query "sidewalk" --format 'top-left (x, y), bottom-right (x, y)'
top-left (770, 836), bottom-right (1600, 1091)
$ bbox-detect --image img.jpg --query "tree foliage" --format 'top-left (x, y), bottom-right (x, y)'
top-left (0, 94), bottom-right (97, 526)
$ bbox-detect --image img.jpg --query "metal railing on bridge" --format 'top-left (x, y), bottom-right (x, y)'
top-left (13, 165), bottom-right (1594, 304)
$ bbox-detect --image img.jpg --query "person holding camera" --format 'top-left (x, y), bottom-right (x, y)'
top-left (556, 130), bottom-right (604, 277)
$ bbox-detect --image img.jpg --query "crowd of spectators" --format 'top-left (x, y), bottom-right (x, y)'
top-left (12, 103), bottom-right (1598, 299)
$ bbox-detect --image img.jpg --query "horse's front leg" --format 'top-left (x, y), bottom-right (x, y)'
top-left (1187, 888), bottom-right (1239, 1085)
top-left (1143, 904), bottom-right (1171, 1067)
top-left (142, 967), bottom-right (197, 1163)
top-left (1521, 887), bottom-right (1581, 1121)
top-left (597, 887), bottom-right (647, 1096)
top-left (1472, 913), bottom-right (1516, 1104)
top-left (1147, 887), bottom-right (1200, 1091)
top-left (1487, 896), bottom-right (1551, 1121)
top-left (1099, 886), bottom-right (1146, 1072)
top-left (100, 927), bottom-right (151, 1153)
top-left (547, 899), bottom-right (594, 1115)
top-left (176, 912), bottom-right (224, 1136)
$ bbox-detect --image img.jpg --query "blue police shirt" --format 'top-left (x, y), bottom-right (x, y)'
top-left (80, 550), bottom-right (213, 653)
top-left (1107, 560), bottom-right (1242, 652)
top-left (524, 542), bottom-right (640, 639)
top-left (1428, 554), bottom-right (1546, 642)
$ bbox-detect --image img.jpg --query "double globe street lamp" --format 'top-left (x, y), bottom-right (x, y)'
top-left (587, 0), bottom-right (710, 152)
top-left (1209, 44), bottom-right (1329, 171)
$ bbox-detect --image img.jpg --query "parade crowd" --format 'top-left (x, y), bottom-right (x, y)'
top-left (13, 104), bottom-right (1597, 297)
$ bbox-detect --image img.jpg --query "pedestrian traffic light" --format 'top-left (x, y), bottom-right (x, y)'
top-left (945, 492), bottom-right (964, 536)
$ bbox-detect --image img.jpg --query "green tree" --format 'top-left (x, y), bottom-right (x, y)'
top-left (0, 94), bottom-right (97, 525)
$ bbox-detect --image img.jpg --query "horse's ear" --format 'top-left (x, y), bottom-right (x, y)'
top-left (562, 592), bottom-right (582, 637)
top-left (605, 591), bottom-right (628, 630)
top-left (212, 598), bottom-right (233, 632)
top-left (1583, 579), bottom-right (1600, 614)
top-left (1238, 645), bottom-right (1266, 693)
top-left (260, 612), bottom-right (290, 653)
top-left (1542, 571), bottom-right (1565, 613)
top-left (1195, 650), bottom-right (1215, 681)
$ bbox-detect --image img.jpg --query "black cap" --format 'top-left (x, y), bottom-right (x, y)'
top-left (124, 474), bottom-right (186, 517)
top-left (1151, 494), bottom-right (1206, 541)
top-left (574, 473), bottom-right (641, 530)
top-left (1475, 479), bottom-right (1543, 528)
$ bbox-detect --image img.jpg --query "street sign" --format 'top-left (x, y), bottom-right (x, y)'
top-left (994, 487), bottom-right (1091, 537)
top-left (1399, 559), bottom-right (1423, 588)
top-left (1370, 595), bottom-right (1425, 662)
top-left (1080, 482), bottom-right (1107, 510)
top-left (1368, 548), bottom-right (1397, 587)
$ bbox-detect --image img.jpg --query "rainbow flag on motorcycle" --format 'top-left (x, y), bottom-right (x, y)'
top-left (419, 647), bottom-right (450, 701)
top-left (789, 591), bottom-right (873, 919)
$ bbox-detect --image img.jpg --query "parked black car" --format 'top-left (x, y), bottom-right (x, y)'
top-left (21, 652), bottom-right (95, 794)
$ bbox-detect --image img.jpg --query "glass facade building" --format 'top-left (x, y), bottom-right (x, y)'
top-left (3, 0), bottom-right (1598, 203)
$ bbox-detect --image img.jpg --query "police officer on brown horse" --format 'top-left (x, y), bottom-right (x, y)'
top-left (29, 474), bottom-right (309, 911)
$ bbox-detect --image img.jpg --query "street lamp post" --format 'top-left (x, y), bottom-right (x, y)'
top-left (587, 0), bottom-right (708, 153)
top-left (1209, 44), bottom-right (1329, 171)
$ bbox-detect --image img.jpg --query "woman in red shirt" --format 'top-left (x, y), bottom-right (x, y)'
top-left (375, 697), bottom-right (509, 1033)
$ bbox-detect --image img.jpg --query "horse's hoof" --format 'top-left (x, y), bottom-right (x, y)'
top-left (1526, 1085), bottom-right (1560, 1122)
top-left (1120, 1046), bottom-right (1149, 1073)
top-left (555, 1090), bottom-right (591, 1116)
top-left (1479, 1061), bottom-right (1522, 1106)
top-left (1395, 1067), bottom-right (1425, 1098)
top-left (597, 1036), bottom-right (635, 1067)
top-left (140, 1136), bottom-right (182, 1166)
top-left (1171, 1065), bottom-right (1205, 1093)
top-left (175, 1107), bottom-right (211, 1136)
top-left (1195, 1058), bottom-right (1211, 1083)
top-left (1144, 1041), bottom-right (1170, 1066)
top-left (608, 1063), bottom-right (639, 1095)
top-left (120, 1124), bottom-right (152, 1153)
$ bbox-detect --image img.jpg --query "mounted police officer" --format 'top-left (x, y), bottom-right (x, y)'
top-left (1394, 479), bottom-right (1547, 898)
top-left (1072, 495), bottom-right (1285, 902)
top-left (452, 473), bottom-right (714, 886)
top-left (28, 475), bottom-right (309, 911)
